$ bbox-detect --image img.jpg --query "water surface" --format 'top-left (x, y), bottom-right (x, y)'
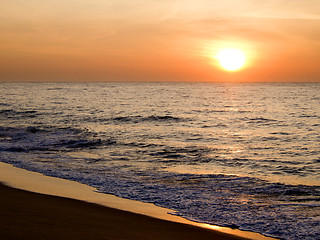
top-left (0, 82), bottom-right (319, 239)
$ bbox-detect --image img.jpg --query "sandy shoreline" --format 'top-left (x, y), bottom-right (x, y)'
top-left (1, 182), bottom-right (251, 240)
top-left (0, 162), bottom-right (276, 240)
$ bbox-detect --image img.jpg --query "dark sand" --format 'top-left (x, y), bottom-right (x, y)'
top-left (0, 183), bottom-right (249, 240)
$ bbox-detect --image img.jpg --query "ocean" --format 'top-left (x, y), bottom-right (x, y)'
top-left (0, 82), bottom-right (319, 239)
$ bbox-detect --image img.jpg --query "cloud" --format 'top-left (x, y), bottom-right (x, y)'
top-left (1, 0), bottom-right (320, 82)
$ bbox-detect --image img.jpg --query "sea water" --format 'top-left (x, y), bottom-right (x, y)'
top-left (0, 82), bottom-right (319, 239)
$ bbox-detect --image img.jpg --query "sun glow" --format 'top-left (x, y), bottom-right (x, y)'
top-left (216, 48), bottom-right (246, 71)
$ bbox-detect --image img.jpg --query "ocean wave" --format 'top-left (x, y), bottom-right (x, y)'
top-left (245, 117), bottom-right (278, 123)
top-left (0, 109), bottom-right (39, 119)
top-left (79, 115), bottom-right (188, 124)
top-left (0, 102), bottom-right (10, 106)
top-left (2, 154), bottom-right (319, 240)
top-left (110, 115), bottom-right (186, 123)
top-left (298, 114), bottom-right (319, 118)
top-left (46, 87), bottom-right (64, 91)
top-left (1, 82), bottom-right (319, 240)
top-left (0, 126), bottom-right (114, 153)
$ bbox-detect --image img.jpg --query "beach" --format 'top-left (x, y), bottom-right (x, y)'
top-left (0, 162), bottom-right (261, 240)
top-left (0, 182), bottom-right (252, 240)
top-left (1, 82), bottom-right (318, 239)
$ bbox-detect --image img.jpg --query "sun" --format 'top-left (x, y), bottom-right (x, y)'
top-left (215, 48), bottom-right (246, 71)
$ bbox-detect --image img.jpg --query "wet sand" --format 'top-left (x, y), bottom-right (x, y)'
top-left (0, 162), bottom-right (277, 240)
top-left (0, 183), bottom-right (249, 240)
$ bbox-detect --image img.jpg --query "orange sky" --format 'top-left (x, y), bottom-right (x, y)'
top-left (1, 0), bottom-right (320, 82)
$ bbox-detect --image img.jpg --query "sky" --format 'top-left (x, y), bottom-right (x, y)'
top-left (1, 0), bottom-right (320, 82)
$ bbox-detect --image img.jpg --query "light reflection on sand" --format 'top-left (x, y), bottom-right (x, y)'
top-left (0, 162), bottom-right (277, 240)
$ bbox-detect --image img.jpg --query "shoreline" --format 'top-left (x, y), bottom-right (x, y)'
top-left (0, 162), bottom-right (276, 240)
